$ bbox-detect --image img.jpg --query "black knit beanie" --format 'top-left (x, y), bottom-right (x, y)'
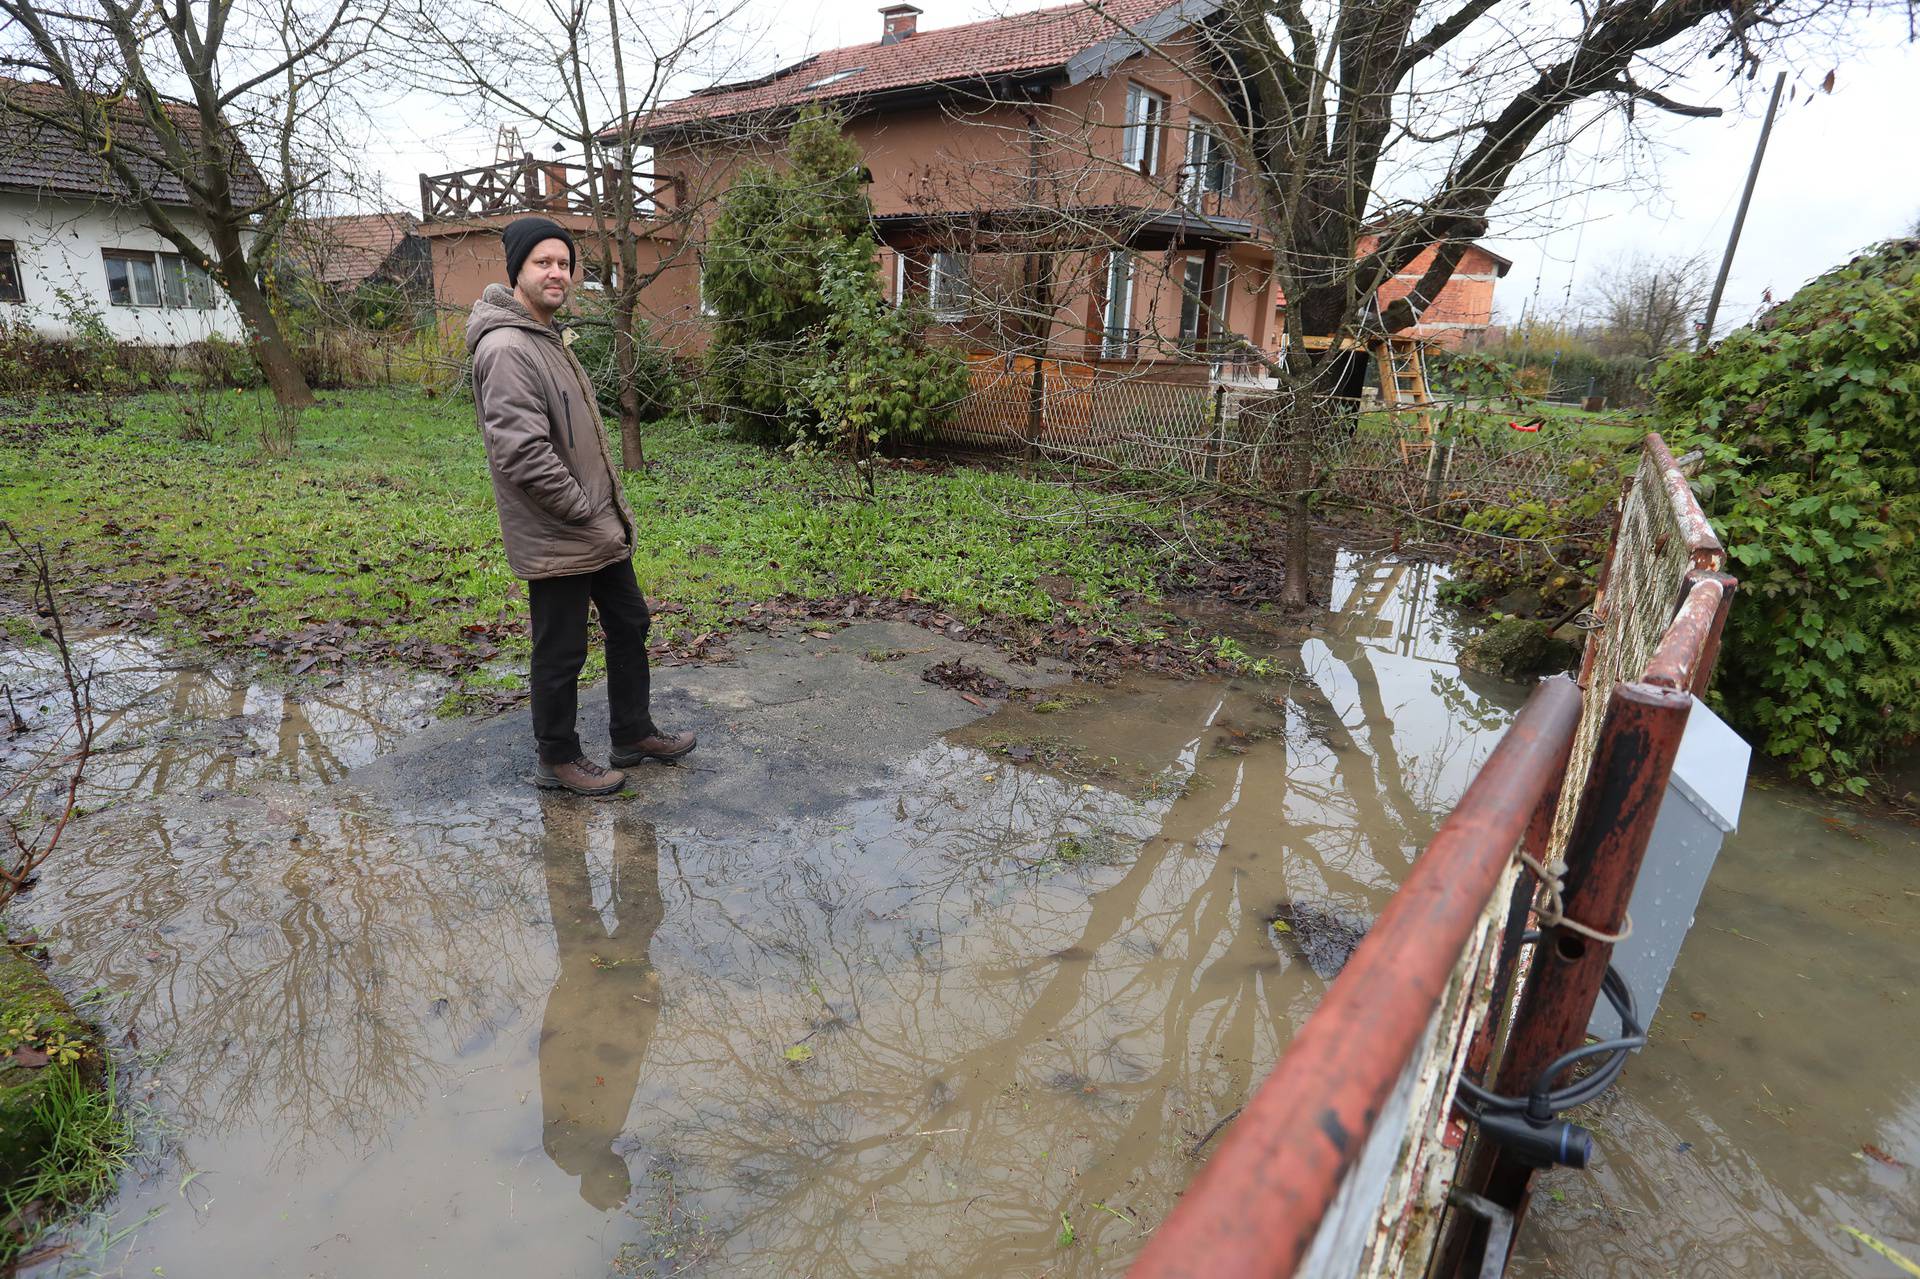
top-left (502, 216), bottom-right (575, 284)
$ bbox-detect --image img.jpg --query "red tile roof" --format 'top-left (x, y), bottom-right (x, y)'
top-left (634, 0), bottom-right (1176, 132)
top-left (0, 77), bottom-right (268, 208)
top-left (285, 212), bottom-right (421, 287)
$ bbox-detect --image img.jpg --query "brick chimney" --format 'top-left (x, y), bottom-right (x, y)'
top-left (879, 3), bottom-right (921, 44)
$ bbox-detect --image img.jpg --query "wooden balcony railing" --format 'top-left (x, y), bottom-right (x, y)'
top-left (419, 156), bottom-right (678, 222)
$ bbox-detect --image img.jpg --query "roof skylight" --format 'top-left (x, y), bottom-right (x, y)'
top-left (805, 67), bottom-right (866, 89)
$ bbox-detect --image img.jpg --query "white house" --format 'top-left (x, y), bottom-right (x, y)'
top-left (0, 78), bottom-right (253, 346)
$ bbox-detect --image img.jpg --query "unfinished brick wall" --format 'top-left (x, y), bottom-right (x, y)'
top-left (1375, 244), bottom-right (1505, 347)
top-left (1274, 241), bottom-right (1509, 348)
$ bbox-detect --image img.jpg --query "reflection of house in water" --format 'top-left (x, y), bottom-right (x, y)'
top-left (536, 801), bottom-right (665, 1211)
top-left (0, 633), bottom-right (440, 798)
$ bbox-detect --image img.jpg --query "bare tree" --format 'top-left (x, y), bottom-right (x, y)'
top-left (923, 0), bottom-right (1871, 607)
top-left (401, 0), bottom-right (755, 469)
top-left (0, 0), bottom-right (392, 410)
top-left (1183, 0), bottom-right (1871, 602)
top-left (1, 525), bottom-right (93, 911)
top-left (1583, 251), bottom-right (1712, 359)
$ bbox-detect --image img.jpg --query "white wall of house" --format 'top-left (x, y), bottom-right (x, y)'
top-left (0, 191), bottom-right (250, 345)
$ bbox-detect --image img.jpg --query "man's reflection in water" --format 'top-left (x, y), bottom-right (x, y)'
top-left (536, 797), bottom-right (665, 1210)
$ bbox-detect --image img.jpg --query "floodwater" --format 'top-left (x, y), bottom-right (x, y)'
top-left (0, 555), bottom-right (1520, 1277)
top-left (0, 630), bottom-right (448, 795)
top-left (1, 559), bottom-right (1911, 1277)
top-left (1514, 778), bottom-right (1920, 1277)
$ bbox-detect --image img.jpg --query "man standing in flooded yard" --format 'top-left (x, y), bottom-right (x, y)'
top-left (466, 215), bottom-right (696, 795)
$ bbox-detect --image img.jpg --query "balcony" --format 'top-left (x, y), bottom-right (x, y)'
top-left (1172, 164), bottom-right (1248, 223)
top-left (419, 156), bottom-right (678, 222)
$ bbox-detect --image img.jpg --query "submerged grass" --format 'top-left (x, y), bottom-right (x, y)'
top-left (0, 389), bottom-right (1195, 689)
top-left (2, 1060), bottom-right (135, 1266)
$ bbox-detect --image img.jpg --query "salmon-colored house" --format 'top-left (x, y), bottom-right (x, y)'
top-left (417, 0), bottom-right (1506, 375)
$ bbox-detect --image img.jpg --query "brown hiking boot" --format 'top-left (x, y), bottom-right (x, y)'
top-left (610, 730), bottom-right (697, 767)
top-left (533, 756), bottom-right (627, 796)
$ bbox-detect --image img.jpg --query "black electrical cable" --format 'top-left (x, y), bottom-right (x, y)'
top-left (1454, 932), bottom-right (1647, 1122)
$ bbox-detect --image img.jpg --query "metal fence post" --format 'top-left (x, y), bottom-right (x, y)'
top-left (1441, 678), bottom-right (1694, 1273)
top-left (1205, 383), bottom-right (1226, 483)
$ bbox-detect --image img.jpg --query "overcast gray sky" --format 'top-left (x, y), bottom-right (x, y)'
top-left (363, 1), bottom-right (1920, 330)
top-left (1479, 22), bottom-right (1920, 336)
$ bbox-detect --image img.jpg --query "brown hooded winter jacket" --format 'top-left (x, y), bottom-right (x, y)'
top-left (467, 284), bottom-right (636, 580)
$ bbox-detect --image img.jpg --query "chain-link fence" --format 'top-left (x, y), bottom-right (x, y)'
top-left (1543, 434), bottom-right (1725, 863)
top-left (934, 364), bottom-right (1626, 526)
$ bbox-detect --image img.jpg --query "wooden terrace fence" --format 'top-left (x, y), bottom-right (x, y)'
top-left (419, 156), bottom-right (676, 222)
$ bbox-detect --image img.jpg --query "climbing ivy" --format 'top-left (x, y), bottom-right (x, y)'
top-left (1656, 238), bottom-right (1920, 791)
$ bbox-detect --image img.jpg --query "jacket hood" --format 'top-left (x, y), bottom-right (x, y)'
top-left (466, 283), bottom-right (561, 354)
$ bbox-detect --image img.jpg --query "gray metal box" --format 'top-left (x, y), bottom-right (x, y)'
top-left (1588, 695), bottom-right (1750, 1041)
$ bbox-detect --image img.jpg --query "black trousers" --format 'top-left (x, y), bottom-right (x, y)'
top-left (528, 558), bottom-right (657, 765)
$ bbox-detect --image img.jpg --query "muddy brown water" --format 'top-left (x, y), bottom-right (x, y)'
top-left (1512, 781), bottom-right (1920, 1277)
top-left (1, 561), bottom-right (1914, 1277)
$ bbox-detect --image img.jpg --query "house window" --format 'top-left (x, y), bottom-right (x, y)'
top-left (1178, 257), bottom-right (1234, 351)
top-left (1101, 250), bottom-right (1135, 358)
top-left (804, 66), bottom-right (867, 89)
top-left (0, 241), bottom-right (22, 303)
top-left (1121, 83), bottom-right (1166, 175)
top-left (929, 251), bottom-right (970, 321)
top-left (104, 249), bottom-right (214, 309)
top-left (581, 260), bottom-right (616, 290)
top-left (697, 258), bottom-right (715, 315)
top-left (1183, 118), bottom-right (1235, 199)
top-left (1179, 257), bottom-right (1206, 343)
top-left (104, 251), bottom-right (160, 306)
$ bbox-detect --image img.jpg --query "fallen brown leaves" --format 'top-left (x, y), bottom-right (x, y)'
top-left (922, 659), bottom-right (1010, 700)
top-left (5, 545), bottom-right (1255, 693)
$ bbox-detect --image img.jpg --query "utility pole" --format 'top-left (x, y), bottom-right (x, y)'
top-left (1698, 71), bottom-right (1786, 349)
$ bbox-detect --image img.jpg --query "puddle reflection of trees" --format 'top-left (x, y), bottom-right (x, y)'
top-left (0, 635), bottom-right (438, 798)
top-left (5, 603), bottom-right (1518, 1272)
top-left (20, 794), bottom-right (560, 1166)
top-left (613, 634), bottom-right (1514, 1274)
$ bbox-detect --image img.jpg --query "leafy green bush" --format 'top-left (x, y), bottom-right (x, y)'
top-left (1457, 341), bottom-right (1649, 406)
top-left (701, 107), bottom-right (965, 461)
top-left (1655, 237), bottom-right (1920, 790)
top-left (702, 107), bottom-right (875, 442)
top-left (795, 249), bottom-right (969, 492)
top-left (568, 312), bottom-right (680, 421)
top-left (1443, 445), bottom-right (1628, 614)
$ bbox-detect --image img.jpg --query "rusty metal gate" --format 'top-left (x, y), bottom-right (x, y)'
top-left (1127, 432), bottom-right (1735, 1279)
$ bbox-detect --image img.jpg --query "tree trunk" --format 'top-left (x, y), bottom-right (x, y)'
top-left (219, 251), bottom-right (315, 410)
top-left (612, 292), bottom-right (646, 471)
top-left (1283, 491), bottom-right (1312, 609)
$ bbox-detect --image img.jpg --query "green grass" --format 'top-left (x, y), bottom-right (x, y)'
top-left (0, 388), bottom-right (1196, 686)
top-left (0, 1061), bottom-right (135, 1264)
top-left (1356, 401), bottom-right (1645, 449)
